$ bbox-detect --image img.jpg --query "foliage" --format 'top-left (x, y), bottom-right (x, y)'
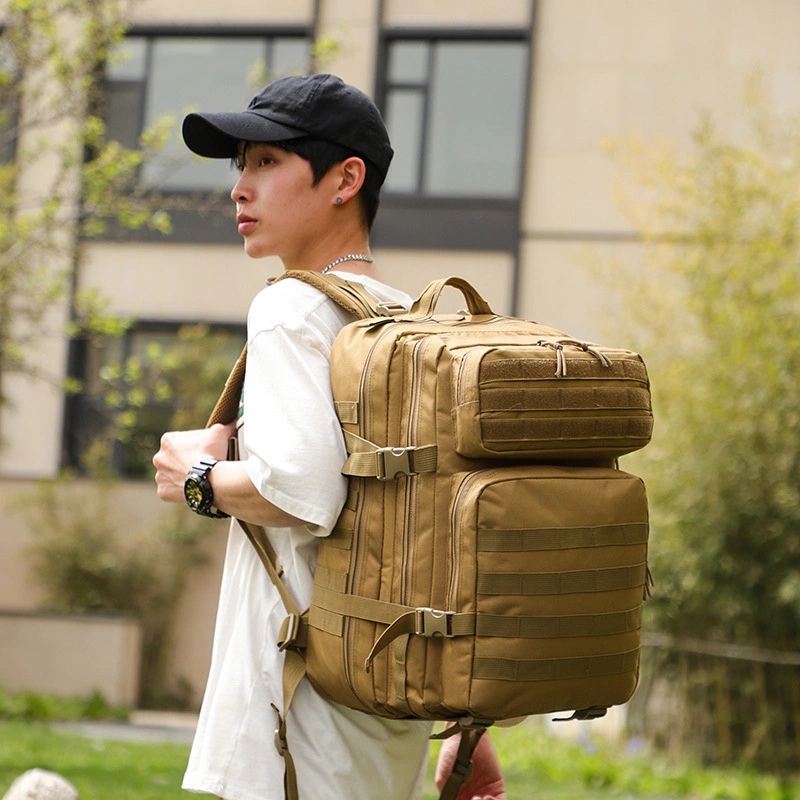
top-left (0, 721), bottom-right (191, 800)
top-left (0, 689), bottom-right (127, 722)
top-left (1, 720), bottom-right (797, 800)
top-left (0, 0), bottom-right (174, 404)
top-left (15, 318), bottom-right (244, 705)
top-left (71, 323), bottom-right (244, 477)
top-left (594, 75), bottom-right (800, 767)
top-left (17, 474), bottom-right (214, 709)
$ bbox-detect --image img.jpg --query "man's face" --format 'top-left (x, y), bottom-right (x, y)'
top-left (230, 142), bottom-right (328, 261)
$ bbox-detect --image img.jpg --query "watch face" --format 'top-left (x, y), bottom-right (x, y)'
top-left (184, 477), bottom-right (205, 511)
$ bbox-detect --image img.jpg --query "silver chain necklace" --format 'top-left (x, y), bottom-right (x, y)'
top-left (320, 253), bottom-right (374, 274)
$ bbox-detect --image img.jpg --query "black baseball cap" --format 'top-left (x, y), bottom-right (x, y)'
top-left (182, 73), bottom-right (393, 182)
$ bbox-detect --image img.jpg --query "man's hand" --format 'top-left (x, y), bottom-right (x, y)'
top-left (434, 728), bottom-right (507, 800)
top-left (153, 423), bottom-right (235, 505)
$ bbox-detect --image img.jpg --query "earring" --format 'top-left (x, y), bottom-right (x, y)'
top-left (335, 196), bottom-right (343, 205)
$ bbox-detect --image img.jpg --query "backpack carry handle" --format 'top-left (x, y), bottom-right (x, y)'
top-left (411, 276), bottom-right (494, 317)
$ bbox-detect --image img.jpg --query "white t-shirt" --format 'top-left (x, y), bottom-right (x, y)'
top-left (183, 272), bottom-right (432, 800)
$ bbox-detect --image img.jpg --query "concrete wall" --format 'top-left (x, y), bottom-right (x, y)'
top-left (519, 0), bottom-right (800, 342)
top-left (0, 479), bottom-right (226, 709)
top-left (0, 612), bottom-right (142, 707)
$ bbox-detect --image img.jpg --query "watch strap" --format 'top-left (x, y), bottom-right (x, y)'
top-left (186, 457), bottom-right (229, 518)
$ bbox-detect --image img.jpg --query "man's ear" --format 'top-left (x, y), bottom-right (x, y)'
top-left (334, 156), bottom-right (367, 204)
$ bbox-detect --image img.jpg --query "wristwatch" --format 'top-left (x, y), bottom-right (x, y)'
top-left (184, 458), bottom-right (229, 518)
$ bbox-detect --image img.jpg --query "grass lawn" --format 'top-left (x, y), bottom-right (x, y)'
top-left (1, 719), bottom-right (798, 800)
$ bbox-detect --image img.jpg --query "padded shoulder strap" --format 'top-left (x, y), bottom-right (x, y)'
top-left (206, 345), bottom-right (247, 427)
top-left (274, 270), bottom-right (388, 319)
top-left (206, 271), bottom-right (392, 427)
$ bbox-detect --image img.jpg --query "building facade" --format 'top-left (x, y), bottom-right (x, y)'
top-left (2, 0), bottom-right (799, 707)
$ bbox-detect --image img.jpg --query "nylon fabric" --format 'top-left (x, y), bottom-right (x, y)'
top-left (207, 272), bottom-right (652, 800)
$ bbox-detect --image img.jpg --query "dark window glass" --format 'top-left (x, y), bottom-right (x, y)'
top-left (104, 34), bottom-right (312, 192)
top-left (66, 324), bottom-right (245, 478)
top-left (382, 38), bottom-right (529, 199)
top-left (0, 36), bottom-right (18, 163)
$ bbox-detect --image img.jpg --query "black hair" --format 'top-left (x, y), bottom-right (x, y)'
top-left (275, 138), bottom-right (383, 232)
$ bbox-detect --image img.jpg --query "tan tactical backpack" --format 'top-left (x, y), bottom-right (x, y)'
top-left (208, 273), bottom-right (653, 800)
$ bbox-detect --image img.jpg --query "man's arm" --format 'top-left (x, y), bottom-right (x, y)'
top-left (153, 422), bottom-right (306, 528)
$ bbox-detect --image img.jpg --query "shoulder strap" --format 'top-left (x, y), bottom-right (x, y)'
top-left (223, 438), bottom-right (305, 800)
top-left (205, 271), bottom-right (394, 428)
top-left (206, 345), bottom-right (247, 427)
top-left (273, 270), bottom-right (393, 319)
top-left (203, 269), bottom-right (396, 800)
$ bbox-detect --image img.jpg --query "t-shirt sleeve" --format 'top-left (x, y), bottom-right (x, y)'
top-left (242, 322), bottom-right (348, 533)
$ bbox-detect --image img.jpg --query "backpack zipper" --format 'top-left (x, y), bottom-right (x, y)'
top-left (400, 336), bottom-right (434, 604)
top-left (448, 469), bottom-right (500, 610)
top-left (344, 324), bottom-right (396, 695)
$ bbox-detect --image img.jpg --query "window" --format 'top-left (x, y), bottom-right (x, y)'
top-left (65, 324), bottom-right (245, 478)
top-left (0, 35), bottom-right (18, 164)
top-left (104, 33), bottom-right (312, 193)
top-left (381, 37), bottom-right (529, 199)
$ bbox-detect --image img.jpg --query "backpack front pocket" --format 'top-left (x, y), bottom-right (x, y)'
top-left (443, 464), bottom-right (650, 720)
top-left (452, 344), bottom-right (653, 461)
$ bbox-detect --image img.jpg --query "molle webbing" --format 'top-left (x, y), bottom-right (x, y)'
top-left (477, 523), bottom-right (649, 552)
top-left (480, 416), bottom-right (653, 447)
top-left (476, 563), bottom-right (648, 596)
top-left (473, 648), bottom-right (640, 682)
top-left (481, 354), bottom-right (648, 382)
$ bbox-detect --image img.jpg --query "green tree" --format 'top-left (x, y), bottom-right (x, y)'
top-left (0, 0), bottom-right (172, 407)
top-left (73, 322), bottom-right (244, 477)
top-left (19, 326), bottom-right (243, 708)
top-left (598, 77), bottom-right (800, 768)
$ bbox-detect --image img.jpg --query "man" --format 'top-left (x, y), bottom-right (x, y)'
top-left (153, 73), bottom-right (505, 800)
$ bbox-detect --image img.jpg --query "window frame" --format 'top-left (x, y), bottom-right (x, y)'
top-left (373, 27), bottom-right (533, 252)
top-left (97, 25), bottom-right (314, 245)
top-left (62, 319), bottom-right (247, 478)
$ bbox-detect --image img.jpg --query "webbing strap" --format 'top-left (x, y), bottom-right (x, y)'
top-left (335, 400), bottom-right (359, 425)
top-left (271, 644), bottom-right (307, 800)
top-left (410, 276), bottom-right (494, 318)
top-left (324, 526), bottom-right (354, 550)
top-left (313, 586), bottom-right (641, 669)
top-left (224, 438), bottom-right (287, 589)
top-left (206, 269), bottom-right (393, 426)
top-left (475, 606), bottom-right (642, 638)
top-left (473, 648), bottom-right (640, 682)
top-left (222, 437), bottom-right (306, 800)
top-left (206, 345), bottom-right (247, 427)
top-left (364, 607), bottom-right (476, 671)
top-left (342, 430), bottom-right (438, 479)
top-left (274, 270), bottom-right (386, 318)
top-left (312, 585), bottom-right (416, 626)
top-left (477, 522), bottom-right (649, 552)
top-left (477, 562), bottom-right (648, 596)
top-left (271, 704), bottom-right (298, 800)
top-left (431, 721), bottom-right (493, 800)
top-left (308, 605), bottom-right (344, 636)
top-left (343, 488), bottom-right (359, 511)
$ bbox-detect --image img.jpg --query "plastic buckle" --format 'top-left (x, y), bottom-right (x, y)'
top-left (277, 614), bottom-right (300, 651)
top-left (377, 301), bottom-right (408, 315)
top-left (553, 706), bottom-right (608, 722)
top-left (415, 607), bottom-right (454, 638)
top-left (376, 447), bottom-right (415, 481)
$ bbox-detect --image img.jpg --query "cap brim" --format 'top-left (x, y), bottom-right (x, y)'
top-left (182, 111), bottom-right (308, 158)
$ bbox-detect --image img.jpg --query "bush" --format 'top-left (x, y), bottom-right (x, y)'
top-left (19, 478), bottom-right (213, 709)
